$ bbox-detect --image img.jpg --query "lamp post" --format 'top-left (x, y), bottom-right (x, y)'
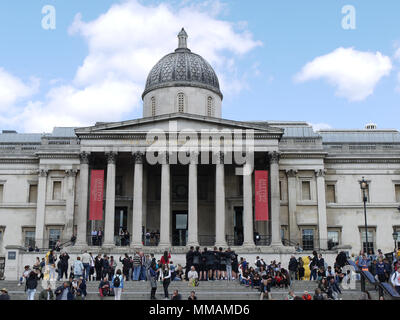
top-left (393, 231), bottom-right (399, 252)
top-left (360, 177), bottom-right (369, 254)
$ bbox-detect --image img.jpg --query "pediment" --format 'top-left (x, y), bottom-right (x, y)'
top-left (75, 113), bottom-right (283, 138)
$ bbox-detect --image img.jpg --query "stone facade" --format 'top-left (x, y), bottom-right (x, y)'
top-left (0, 30), bottom-right (400, 280)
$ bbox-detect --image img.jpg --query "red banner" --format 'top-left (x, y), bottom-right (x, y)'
top-left (89, 170), bottom-right (104, 221)
top-left (255, 170), bottom-right (269, 221)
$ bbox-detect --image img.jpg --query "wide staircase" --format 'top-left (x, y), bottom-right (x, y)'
top-left (0, 279), bottom-right (376, 300)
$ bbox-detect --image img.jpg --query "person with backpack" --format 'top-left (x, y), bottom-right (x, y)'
top-left (111, 269), bottom-right (124, 300)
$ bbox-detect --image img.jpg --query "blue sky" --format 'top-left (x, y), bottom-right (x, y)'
top-left (0, 0), bottom-right (400, 132)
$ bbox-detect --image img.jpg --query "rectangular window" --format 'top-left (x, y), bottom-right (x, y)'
top-left (279, 181), bottom-right (282, 201)
top-left (28, 185), bottom-right (38, 203)
top-left (360, 228), bottom-right (374, 254)
top-left (302, 228), bottom-right (314, 250)
top-left (52, 181), bottom-right (62, 200)
top-left (238, 176), bottom-right (243, 196)
top-left (394, 227), bottom-right (400, 250)
top-left (48, 228), bottom-right (61, 249)
top-left (301, 181), bottom-right (311, 200)
top-left (0, 184), bottom-right (3, 203)
top-left (24, 230), bottom-right (35, 248)
top-left (326, 185), bottom-right (336, 203)
top-left (327, 230), bottom-right (340, 249)
top-left (395, 184), bottom-right (400, 202)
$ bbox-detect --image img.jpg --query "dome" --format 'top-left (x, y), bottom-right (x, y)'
top-left (142, 28), bottom-right (223, 100)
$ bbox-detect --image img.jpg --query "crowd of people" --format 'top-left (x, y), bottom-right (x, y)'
top-left (7, 246), bottom-right (400, 301)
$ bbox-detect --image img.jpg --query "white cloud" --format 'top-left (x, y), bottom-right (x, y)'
top-left (1, 0), bottom-right (261, 132)
top-left (0, 68), bottom-right (39, 111)
top-left (295, 47), bottom-right (392, 101)
top-left (309, 123), bottom-right (332, 132)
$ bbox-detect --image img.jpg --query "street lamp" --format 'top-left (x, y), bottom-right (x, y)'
top-left (360, 177), bottom-right (369, 254)
top-left (393, 231), bottom-right (399, 251)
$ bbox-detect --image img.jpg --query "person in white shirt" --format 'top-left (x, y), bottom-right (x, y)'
top-left (187, 266), bottom-right (199, 287)
top-left (81, 251), bottom-right (91, 281)
top-left (391, 267), bottom-right (400, 294)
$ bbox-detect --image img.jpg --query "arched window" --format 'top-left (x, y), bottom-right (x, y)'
top-left (207, 96), bottom-right (213, 117)
top-left (151, 96), bottom-right (156, 116)
top-left (177, 93), bottom-right (185, 113)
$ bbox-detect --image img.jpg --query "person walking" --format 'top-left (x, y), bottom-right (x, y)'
top-left (111, 269), bottom-right (124, 300)
top-left (161, 264), bottom-right (171, 300)
top-left (25, 271), bottom-right (39, 300)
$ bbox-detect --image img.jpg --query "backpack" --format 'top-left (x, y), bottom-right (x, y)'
top-left (113, 276), bottom-right (120, 288)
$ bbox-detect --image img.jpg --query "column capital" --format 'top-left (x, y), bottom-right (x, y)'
top-left (65, 169), bottom-right (78, 177)
top-left (215, 151), bottom-right (224, 164)
top-left (286, 169), bottom-right (298, 178)
top-left (132, 151), bottom-right (145, 164)
top-left (37, 169), bottom-right (48, 177)
top-left (189, 151), bottom-right (199, 164)
top-left (160, 152), bottom-right (169, 165)
top-left (315, 169), bottom-right (327, 178)
top-left (268, 151), bottom-right (281, 164)
top-left (106, 152), bottom-right (117, 164)
top-left (79, 152), bottom-right (90, 164)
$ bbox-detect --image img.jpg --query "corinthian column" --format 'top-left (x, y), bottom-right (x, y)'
top-left (269, 151), bottom-right (282, 247)
top-left (64, 169), bottom-right (77, 243)
top-left (76, 152), bottom-right (89, 247)
top-left (159, 153), bottom-right (171, 248)
top-left (215, 152), bottom-right (227, 247)
top-left (131, 152), bottom-right (144, 248)
top-left (103, 152), bottom-right (117, 248)
top-left (187, 153), bottom-right (199, 247)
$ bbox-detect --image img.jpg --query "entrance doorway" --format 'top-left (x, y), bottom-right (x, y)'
top-left (234, 207), bottom-right (244, 246)
top-left (172, 211), bottom-right (188, 246)
top-left (115, 207), bottom-right (128, 246)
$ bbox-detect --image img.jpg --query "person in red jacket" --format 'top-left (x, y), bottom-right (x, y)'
top-left (160, 251), bottom-right (171, 266)
top-left (302, 291), bottom-right (312, 300)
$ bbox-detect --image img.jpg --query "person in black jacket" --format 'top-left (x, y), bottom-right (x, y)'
top-left (185, 247), bottom-right (194, 281)
top-left (309, 251), bottom-right (319, 281)
top-left (120, 253), bottom-right (131, 281)
top-left (206, 248), bottom-right (215, 281)
top-left (26, 271), bottom-right (39, 300)
top-left (59, 252), bottom-right (70, 281)
top-left (95, 254), bottom-right (103, 281)
top-left (212, 247), bottom-right (219, 280)
top-left (218, 247), bottom-right (227, 280)
top-left (288, 255), bottom-right (298, 281)
top-left (200, 248), bottom-right (208, 281)
top-left (192, 247), bottom-right (201, 274)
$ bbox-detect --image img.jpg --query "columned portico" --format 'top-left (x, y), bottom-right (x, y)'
top-left (103, 152), bottom-right (117, 247)
top-left (159, 154), bottom-right (171, 248)
top-left (269, 151), bottom-right (282, 247)
top-left (215, 152), bottom-right (227, 247)
top-left (35, 169), bottom-right (48, 249)
top-left (76, 152), bottom-right (89, 246)
top-left (132, 152), bottom-right (144, 248)
top-left (187, 154), bottom-right (199, 247)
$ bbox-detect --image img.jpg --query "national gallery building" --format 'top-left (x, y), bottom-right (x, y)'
top-left (1, 30), bottom-right (400, 277)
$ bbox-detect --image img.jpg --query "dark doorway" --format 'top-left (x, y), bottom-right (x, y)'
top-left (172, 211), bottom-right (188, 246)
top-left (115, 207), bottom-right (128, 246)
top-left (234, 207), bottom-right (244, 246)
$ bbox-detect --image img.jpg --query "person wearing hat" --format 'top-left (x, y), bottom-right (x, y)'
top-left (0, 288), bottom-right (10, 300)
